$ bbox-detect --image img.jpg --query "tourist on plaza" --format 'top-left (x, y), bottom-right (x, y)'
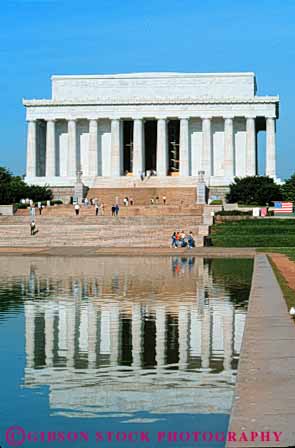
top-left (140, 172), bottom-right (144, 181)
top-left (115, 204), bottom-right (120, 216)
top-left (123, 197), bottom-right (129, 206)
top-left (95, 203), bottom-right (99, 216)
top-left (38, 202), bottom-right (42, 215)
top-left (150, 197), bottom-right (154, 205)
top-left (74, 203), bottom-right (80, 216)
top-left (100, 202), bottom-right (105, 215)
top-left (187, 232), bottom-right (195, 249)
top-left (84, 197), bottom-right (89, 207)
top-left (171, 232), bottom-right (177, 248)
top-left (30, 220), bottom-right (36, 236)
top-left (111, 205), bottom-right (116, 216)
top-left (130, 197), bottom-right (134, 206)
top-left (175, 231), bottom-right (180, 247)
top-left (163, 195), bottom-right (166, 205)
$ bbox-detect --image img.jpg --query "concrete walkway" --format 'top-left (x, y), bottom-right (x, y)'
top-left (0, 246), bottom-right (256, 257)
top-left (227, 254), bottom-right (295, 447)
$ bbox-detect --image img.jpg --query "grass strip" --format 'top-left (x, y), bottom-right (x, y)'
top-left (268, 255), bottom-right (295, 310)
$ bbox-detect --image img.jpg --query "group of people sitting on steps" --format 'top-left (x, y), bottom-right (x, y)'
top-left (171, 230), bottom-right (195, 249)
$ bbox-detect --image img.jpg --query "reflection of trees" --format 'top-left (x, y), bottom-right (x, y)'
top-left (209, 259), bottom-right (253, 306)
top-left (0, 284), bottom-right (23, 319)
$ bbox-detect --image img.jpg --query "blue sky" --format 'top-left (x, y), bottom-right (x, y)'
top-left (1, 0), bottom-right (295, 179)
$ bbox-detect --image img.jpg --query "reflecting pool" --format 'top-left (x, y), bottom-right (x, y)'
top-left (0, 256), bottom-right (253, 447)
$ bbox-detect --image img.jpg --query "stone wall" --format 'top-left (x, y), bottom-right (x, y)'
top-left (0, 205), bottom-right (16, 216)
top-left (52, 72), bottom-right (256, 101)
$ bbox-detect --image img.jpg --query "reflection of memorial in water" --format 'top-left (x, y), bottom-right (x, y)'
top-left (13, 256), bottom-right (248, 417)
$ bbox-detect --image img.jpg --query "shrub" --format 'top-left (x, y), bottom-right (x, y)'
top-left (215, 210), bottom-right (252, 216)
top-left (226, 176), bottom-right (282, 205)
top-left (210, 199), bottom-right (223, 205)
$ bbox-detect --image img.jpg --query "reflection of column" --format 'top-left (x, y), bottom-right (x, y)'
top-left (110, 303), bottom-right (120, 366)
top-left (178, 305), bottom-right (189, 370)
top-left (45, 304), bottom-right (54, 367)
top-left (201, 305), bottom-right (211, 369)
top-left (88, 302), bottom-right (97, 369)
top-left (66, 304), bottom-right (76, 367)
top-left (223, 305), bottom-right (234, 371)
top-left (196, 258), bottom-right (205, 314)
top-left (132, 303), bottom-right (142, 369)
top-left (155, 304), bottom-right (166, 369)
top-left (25, 302), bottom-right (35, 368)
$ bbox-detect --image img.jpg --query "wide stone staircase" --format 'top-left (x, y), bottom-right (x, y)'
top-left (1, 186), bottom-right (208, 248)
top-left (0, 212), bottom-right (207, 248)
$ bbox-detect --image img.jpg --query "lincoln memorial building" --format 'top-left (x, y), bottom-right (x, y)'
top-left (23, 72), bottom-right (279, 191)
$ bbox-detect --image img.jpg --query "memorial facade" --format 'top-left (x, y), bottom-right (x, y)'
top-left (23, 72), bottom-right (279, 189)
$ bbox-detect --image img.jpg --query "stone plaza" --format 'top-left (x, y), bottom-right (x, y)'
top-left (23, 72), bottom-right (279, 197)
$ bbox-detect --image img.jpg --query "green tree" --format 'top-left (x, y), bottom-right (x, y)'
top-left (226, 176), bottom-right (282, 205)
top-left (282, 174), bottom-right (295, 202)
top-left (0, 166), bottom-right (52, 204)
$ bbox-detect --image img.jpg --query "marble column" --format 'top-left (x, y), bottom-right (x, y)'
top-left (133, 119), bottom-right (144, 176)
top-left (45, 120), bottom-right (56, 177)
top-left (246, 117), bottom-right (256, 176)
top-left (201, 118), bottom-right (212, 177)
top-left (111, 119), bottom-right (121, 177)
top-left (266, 117), bottom-right (276, 178)
top-left (156, 119), bottom-right (168, 176)
top-left (224, 117), bottom-right (234, 177)
top-left (26, 120), bottom-right (37, 177)
top-left (88, 119), bottom-right (98, 176)
top-left (67, 119), bottom-right (78, 177)
top-left (179, 118), bottom-right (190, 176)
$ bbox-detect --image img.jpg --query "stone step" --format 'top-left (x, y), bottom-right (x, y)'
top-left (86, 186), bottom-right (197, 207)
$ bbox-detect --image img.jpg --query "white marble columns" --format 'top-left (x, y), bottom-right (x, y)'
top-left (45, 120), bottom-right (56, 177)
top-left (111, 119), bottom-right (121, 177)
top-left (201, 118), bottom-right (212, 176)
top-left (224, 117), bottom-right (234, 177)
top-left (246, 117), bottom-right (256, 176)
top-left (26, 120), bottom-right (37, 177)
top-left (67, 119), bottom-right (78, 176)
top-left (266, 117), bottom-right (276, 178)
top-left (26, 115), bottom-right (278, 181)
top-left (156, 118), bottom-right (168, 176)
top-left (133, 119), bottom-right (144, 175)
top-left (179, 118), bottom-right (189, 176)
top-left (88, 119), bottom-right (98, 176)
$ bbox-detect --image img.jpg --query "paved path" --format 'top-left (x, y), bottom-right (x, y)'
top-left (0, 246), bottom-right (256, 258)
top-left (227, 254), bottom-right (295, 447)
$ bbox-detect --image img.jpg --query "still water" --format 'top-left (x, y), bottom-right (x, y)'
top-left (0, 256), bottom-right (253, 447)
